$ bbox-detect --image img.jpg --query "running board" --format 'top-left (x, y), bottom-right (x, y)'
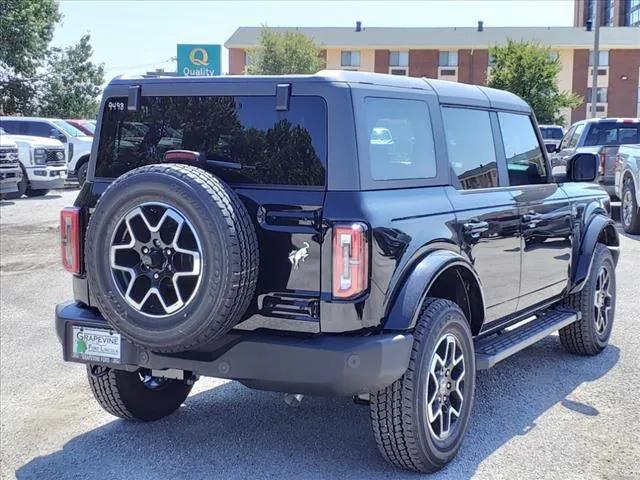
top-left (475, 308), bottom-right (581, 370)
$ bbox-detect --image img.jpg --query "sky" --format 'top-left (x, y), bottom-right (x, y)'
top-left (52, 0), bottom-right (575, 81)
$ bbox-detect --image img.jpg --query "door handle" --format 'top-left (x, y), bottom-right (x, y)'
top-left (522, 212), bottom-right (543, 227)
top-left (463, 221), bottom-right (489, 236)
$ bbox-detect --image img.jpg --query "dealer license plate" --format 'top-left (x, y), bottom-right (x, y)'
top-left (71, 326), bottom-right (121, 363)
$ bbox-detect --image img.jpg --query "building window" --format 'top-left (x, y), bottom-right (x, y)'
top-left (627, 0), bottom-right (640, 26)
top-left (586, 87), bottom-right (608, 103)
top-left (488, 54), bottom-right (496, 67)
top-left (389, 68), bottom-right (408, 76)
top-left (389, 51), bottom-right (409, 67)
top-left (341, 51), bottom-right (361, 67)
top-left (604, 0), bottom-right (615, 25)
top-left (589, 50), bottom-right (609, 67)
top-left (438, 51), bottom-right (458, 67)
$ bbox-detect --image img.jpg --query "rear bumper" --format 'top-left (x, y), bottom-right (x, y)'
top-left (55, 301), bottom-right (413, 396)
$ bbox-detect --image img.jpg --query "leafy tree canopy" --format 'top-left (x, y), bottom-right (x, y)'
top-left (0, 0), bottom-right (103, 117)
top-left (248, 27), bottom-right (325, 75)
top-left (488, 40), bottom-right (581, 125)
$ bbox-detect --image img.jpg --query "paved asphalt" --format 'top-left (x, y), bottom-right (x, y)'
top-left (1, 189), bottom-right (639, 480)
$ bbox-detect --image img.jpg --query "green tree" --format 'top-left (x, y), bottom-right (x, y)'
top-left (488, 40), bottom-right (580, 125)
top-left (0, 0), bottom-right (61, 114)
top-left (39, 34), bottom-right (105, 118)
top-left (248, 27), bottom-right (325, 75)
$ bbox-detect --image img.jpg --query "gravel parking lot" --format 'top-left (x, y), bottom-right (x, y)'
top-left (1, 189), bottom-right (639, 480)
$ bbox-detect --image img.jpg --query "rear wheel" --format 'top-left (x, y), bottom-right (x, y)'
top-left (370, 298), bottom-right (475, 473)
top-left (560, 244), bottom-right (616, 355)
top-left (621, 178), bottom-right (640, 234)
top-left (76, 162), bottom-right (88, 187)
top-left (87, 365), bottom-right (193, 421)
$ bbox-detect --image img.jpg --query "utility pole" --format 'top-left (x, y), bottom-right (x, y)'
top-left (590, 2), bottom-right (601, 118)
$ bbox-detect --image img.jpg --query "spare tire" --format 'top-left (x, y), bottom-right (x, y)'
top-left (86, 164), bottom-right (259, 352)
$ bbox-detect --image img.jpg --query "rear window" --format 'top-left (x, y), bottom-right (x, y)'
top-left (539, 127), bottom-right (563, 140)
top-left (584, 123), bottom-right (640, 146)
top-left (362, 97), bottom-right (436, 181)
top-left (95, 95), bottom-right (327, 186)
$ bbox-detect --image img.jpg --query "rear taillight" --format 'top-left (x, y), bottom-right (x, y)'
top-left (598, 151), bottom-right (606, 176)
top-left (61, 207), bottom-right (82, 274)
top-left (332, 223), bottom-right (369, 299)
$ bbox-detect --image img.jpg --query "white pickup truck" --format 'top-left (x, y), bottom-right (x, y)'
top-left (0, 127), bottom-right (67, 199)
top-left (0, 132), bottom-right (23, 196)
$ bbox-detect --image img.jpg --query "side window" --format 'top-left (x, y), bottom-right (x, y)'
top-left (568, 123), bottom-right (585, 148)
top-left (0, 120), bottom-right (24, 134)
top-left (497, 112), bottom-right (548, 186)
top-left (442, 107), bottom-right (499, 189)
top-left (362, 97), bottom-right (436, 181)
top-left (560, 126), bottom-right (575, 149)
top-left (26, 122), bottom-right (54, 137)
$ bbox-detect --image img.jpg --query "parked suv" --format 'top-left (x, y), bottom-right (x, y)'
top-left (0, 116), bottom-right (93, 185)
top-left (0, 127), bottom-right (67, 198)
top-left (56, 72), bottom-right (619, 473)
top-left (554, 117), bottom-right (639, 198)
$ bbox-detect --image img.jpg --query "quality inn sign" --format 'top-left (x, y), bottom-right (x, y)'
top-left (177, 44), bottom-right (221, 76)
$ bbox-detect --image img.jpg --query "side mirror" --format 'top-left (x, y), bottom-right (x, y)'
top-left (545, 143), bottom-right (557, 154)
top-left (567, 152), bottom-right (598, 182)
top-left (50, 129), bottom-right (66, 142)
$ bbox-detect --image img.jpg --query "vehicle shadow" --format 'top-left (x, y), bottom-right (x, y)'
top-left (16, 339), bottom-right (619, 480)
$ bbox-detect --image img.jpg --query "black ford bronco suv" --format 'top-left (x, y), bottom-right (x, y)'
top-left (56, 71), bottom-right (620, 473)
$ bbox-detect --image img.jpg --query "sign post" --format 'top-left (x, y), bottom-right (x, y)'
top-left (177, 44), bottom-right (221, 76)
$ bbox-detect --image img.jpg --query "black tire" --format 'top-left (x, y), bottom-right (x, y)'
top-left (4, 165), bottom-right (27, 200)
top-left (621, 177), bottom-right (640, 234)
top-left (560, 243), bottom-right (616, 355)
top-left (25, 188), bottom-right (49, 197)
top-left (370, 298), bottom-right (476, 473)
top-left (76, 162), bottom-right (88, 187)
top-left (86, 164), bottom-right (259, 352)
top-left (87, 366), bottom-right (192, 421)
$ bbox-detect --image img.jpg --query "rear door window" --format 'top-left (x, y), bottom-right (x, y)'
top-left (96, 95), bottom-right (327, 186)
top-left (442, 107), bottom-right (499, 189)
top-left (361, 97), bottom-right (436, 181)
top-left (584, 123), bottom-right (640, 146)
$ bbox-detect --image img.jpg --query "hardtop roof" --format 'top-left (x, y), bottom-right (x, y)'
top-left (107, 70), bottom-right (530, 113)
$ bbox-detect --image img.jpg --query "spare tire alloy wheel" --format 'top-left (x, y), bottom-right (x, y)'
top-left (110, 202), bottom-right (202, 317)
top-left (87, 164), bottom-right (259, 353)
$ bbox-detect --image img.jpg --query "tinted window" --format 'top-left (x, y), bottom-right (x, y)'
top-left (53, 120), bottom-right (86, 137)
top-left (26, 121), bottom-right (55, 137)
top-left (584, 123), bottom-right (640, 146)
top-left (560, 125), bottom-right (575, 149)
top-left (0, 120), bottom-right (26, 135)
top-left (540, 127), bottom-right (563, 140)
top-left (362, 97), bottom-right (436, 181)
top-left (498, 112), bottom-right (547, 186)
top-left (442, 107), bottom-right (498, 190)
top-left (96, 95), bottom-right (327, 186)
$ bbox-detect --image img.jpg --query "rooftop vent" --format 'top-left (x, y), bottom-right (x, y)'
top-left (356, 21), bottom-right (362, 32)
top-left (477, 20), bottom-right (484, 32)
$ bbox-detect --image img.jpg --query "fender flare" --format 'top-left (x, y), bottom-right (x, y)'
top-left (384, 250), bottom-right (485, 332)
top-left (570, 214), bottom-right (620, 293)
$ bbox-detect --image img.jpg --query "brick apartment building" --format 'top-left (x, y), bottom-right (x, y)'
top-left (225, 4), bottom-right (640, 123)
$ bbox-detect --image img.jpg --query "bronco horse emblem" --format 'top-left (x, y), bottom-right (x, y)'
top-left (288, 242), bottom-right (310, 269)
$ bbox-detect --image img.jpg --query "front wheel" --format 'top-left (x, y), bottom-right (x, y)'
top-left (560, 243), bottom-right (616, 355)
top-left (87, 366), bottom-right (193, 421)
top-left (370, 298), bottom-right (475, 473)
top-left (76, 162), bottom-right (88, 186)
